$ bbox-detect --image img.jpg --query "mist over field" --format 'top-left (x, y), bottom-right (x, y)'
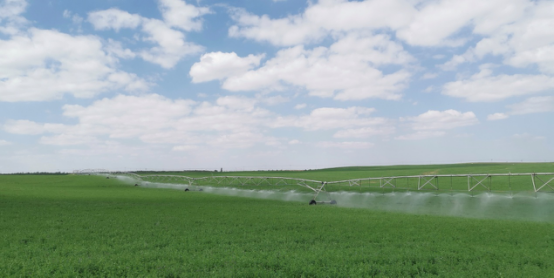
top-left (119, 162), bottom-right (554, 222)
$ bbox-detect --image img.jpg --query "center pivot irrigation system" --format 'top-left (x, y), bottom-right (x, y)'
top-left (135, 173), bottom-right (336, 205)
top-left (76, 170), bottom-right (554, 205)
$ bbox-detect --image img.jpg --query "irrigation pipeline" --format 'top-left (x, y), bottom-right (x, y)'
top-left (76, 170), bottom-right (554, 202)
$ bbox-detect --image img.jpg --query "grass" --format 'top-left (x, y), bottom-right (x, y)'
top-left (2, 169), bottom-right (554, 277)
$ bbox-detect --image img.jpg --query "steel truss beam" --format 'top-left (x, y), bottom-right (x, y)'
top-left (380, 177), bottom-right (396, 188)
top-left (467, 175), bottom-right (490, 191)
top-left (532, 174), bottom-right (554, 192)
top-left (102, 171), bottom-right (554, 195)
top-left (312, 182), bottom-right (327, 200)
top-left (274, 178), bottom-right (288, 186)
top-left (418, 176), bottom-right (437, 190)
top-left (348, 180), bottom-right (361, 187)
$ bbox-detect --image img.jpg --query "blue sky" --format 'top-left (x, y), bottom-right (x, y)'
top-left (1, 0), bottom-right (553, 172)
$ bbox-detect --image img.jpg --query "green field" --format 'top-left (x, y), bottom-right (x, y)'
top-left (2, 164), bottom-right (554, 277)
top-left (138, 162), bottom-right (554, 179)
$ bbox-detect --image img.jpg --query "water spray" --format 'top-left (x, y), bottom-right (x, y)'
top-left (87, 171), bottom-right (554, 222)
top-left (309, 182), bottom-right (337, 205)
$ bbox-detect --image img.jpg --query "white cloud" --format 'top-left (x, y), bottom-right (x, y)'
top-left (273, 106), bottom-right (383, 131)
top-left (256, 94), bottom-right (289, 106)
top-left (316, 141), bottom-right (374, 149)
top-left (228, 9), bottom-right (322, 47)
top-left (396, 0), bottom-right (526, 46)
top-left (139, 18), bottom-right (203, 68)
top-left (487, 113), bottom-right (509, 121)
top-left (229, 0), bottom-right (415, 46)
top-left (5, 94), bottom-right (281, 149)
top-left (396, 109), bottom-right (478, 140)
top-left (0, 28), bottom-right (148, 102)
top-left (4, 120), bottom-right (43, 135)
top-left (422, 73), bottom-right (438, 79)
top-left (216, 95), bottom-right (257, 111)
top-left (492, 2), bottom-right (554, 74)
top-left (200, 9), bottom-right (420, 101)
top-left (0, 139), bottom-right (12, 146)
top-left (3, 100), bottom-right (391, 150)
top-left (442, 66), bottom-right (554, 102)
top-left (0, 0), bottom-right (26, 18)
top-left (212, 41), bottom-right (410, 100)
top-left (508, 96), bottom-right (554, 115)
top-left (0, 0), bottom-right (28, 35)
top-left (105, 39), bottom-right (136, 59)
top-left (88, 1), bottom-right (207, 69)
top-left (63, 10), bottom-right (84, 27)
top-left (88, 8), bottom-right (142, 31)
top-left (288, 139), bottom-right (300, 145)
top-left (224, 0), bottom-right (554, 92)
top-left (333, 126), bottom-right (395, 139)
top-left (206, 131), bottom-right (275, 149)
top-left (294, 103), bottom-right (306, 109)
top-left (440, 49), bottom-right (476, 70)
top-left (228, 0), bottom-right (528, 48)
top-left (328, 32), bottom-right (414, 66)
top-left (4, 120), bottom-right (68, 135)
top-left (157, 0), bottom-right (210, 31)
top-left (189, 52), bottom-right (264, 83)
top-left (440, 1), bottom-right (554, 75)
top-left (39, 134), bottom-right (99, 146)
top-left (172, 144), bottom-right (198, 151)
top-left (404, 109), bottom-right (479, 131)
top-left (395, 131), bottom-right (446, 140)
top-left (512, 133), bottom-right (546, 140)
top-left (62, 94), bottom-right (196, 139)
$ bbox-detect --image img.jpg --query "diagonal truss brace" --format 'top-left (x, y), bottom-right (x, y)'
top-left (348, 180), bottom-right (361, 187)
top-left (380, 177), bottom-right (396, 188)
top-left (418, 176), bottom-right (438, 190)
top-left (312, 182), bottom-right (327, 200)
top-left (275, 178), bottom-right (288, 186)
top-left (467, 175), bottom-right (490, 191)
top-left (532, 174), bottom-right (554, 192)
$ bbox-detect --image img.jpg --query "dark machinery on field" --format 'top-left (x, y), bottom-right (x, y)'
top-left (184, 188), bottom-right (203, 192)
top-left (309, 182), bottom-right (337, 205)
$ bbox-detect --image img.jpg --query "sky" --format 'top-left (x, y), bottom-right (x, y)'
top-left (1, 0), bottom-right (554, 173)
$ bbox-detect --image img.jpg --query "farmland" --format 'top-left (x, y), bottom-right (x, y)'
top-left (2, 163), bottom-right (554, 276)
top-left (137, 162), bottom-right (554, 180)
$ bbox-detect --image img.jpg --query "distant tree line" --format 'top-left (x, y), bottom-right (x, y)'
top-left (132, 170), bottom-right (217, 174)
top-left (1, 172), bottom-right (69, 175)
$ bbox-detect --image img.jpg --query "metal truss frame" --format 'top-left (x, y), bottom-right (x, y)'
top-left (380, 177), bottom-right (396, 188)
top-left (82, 171), bottom-right (554, 196)
top-left (418, 176), bottom-right (437, 190)
top-left (467, 175), bottom-right (490, 191)
top-left (348, 180), bottom-right (361, 187)
top-left (532, 174), bottom-right (554, 192)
